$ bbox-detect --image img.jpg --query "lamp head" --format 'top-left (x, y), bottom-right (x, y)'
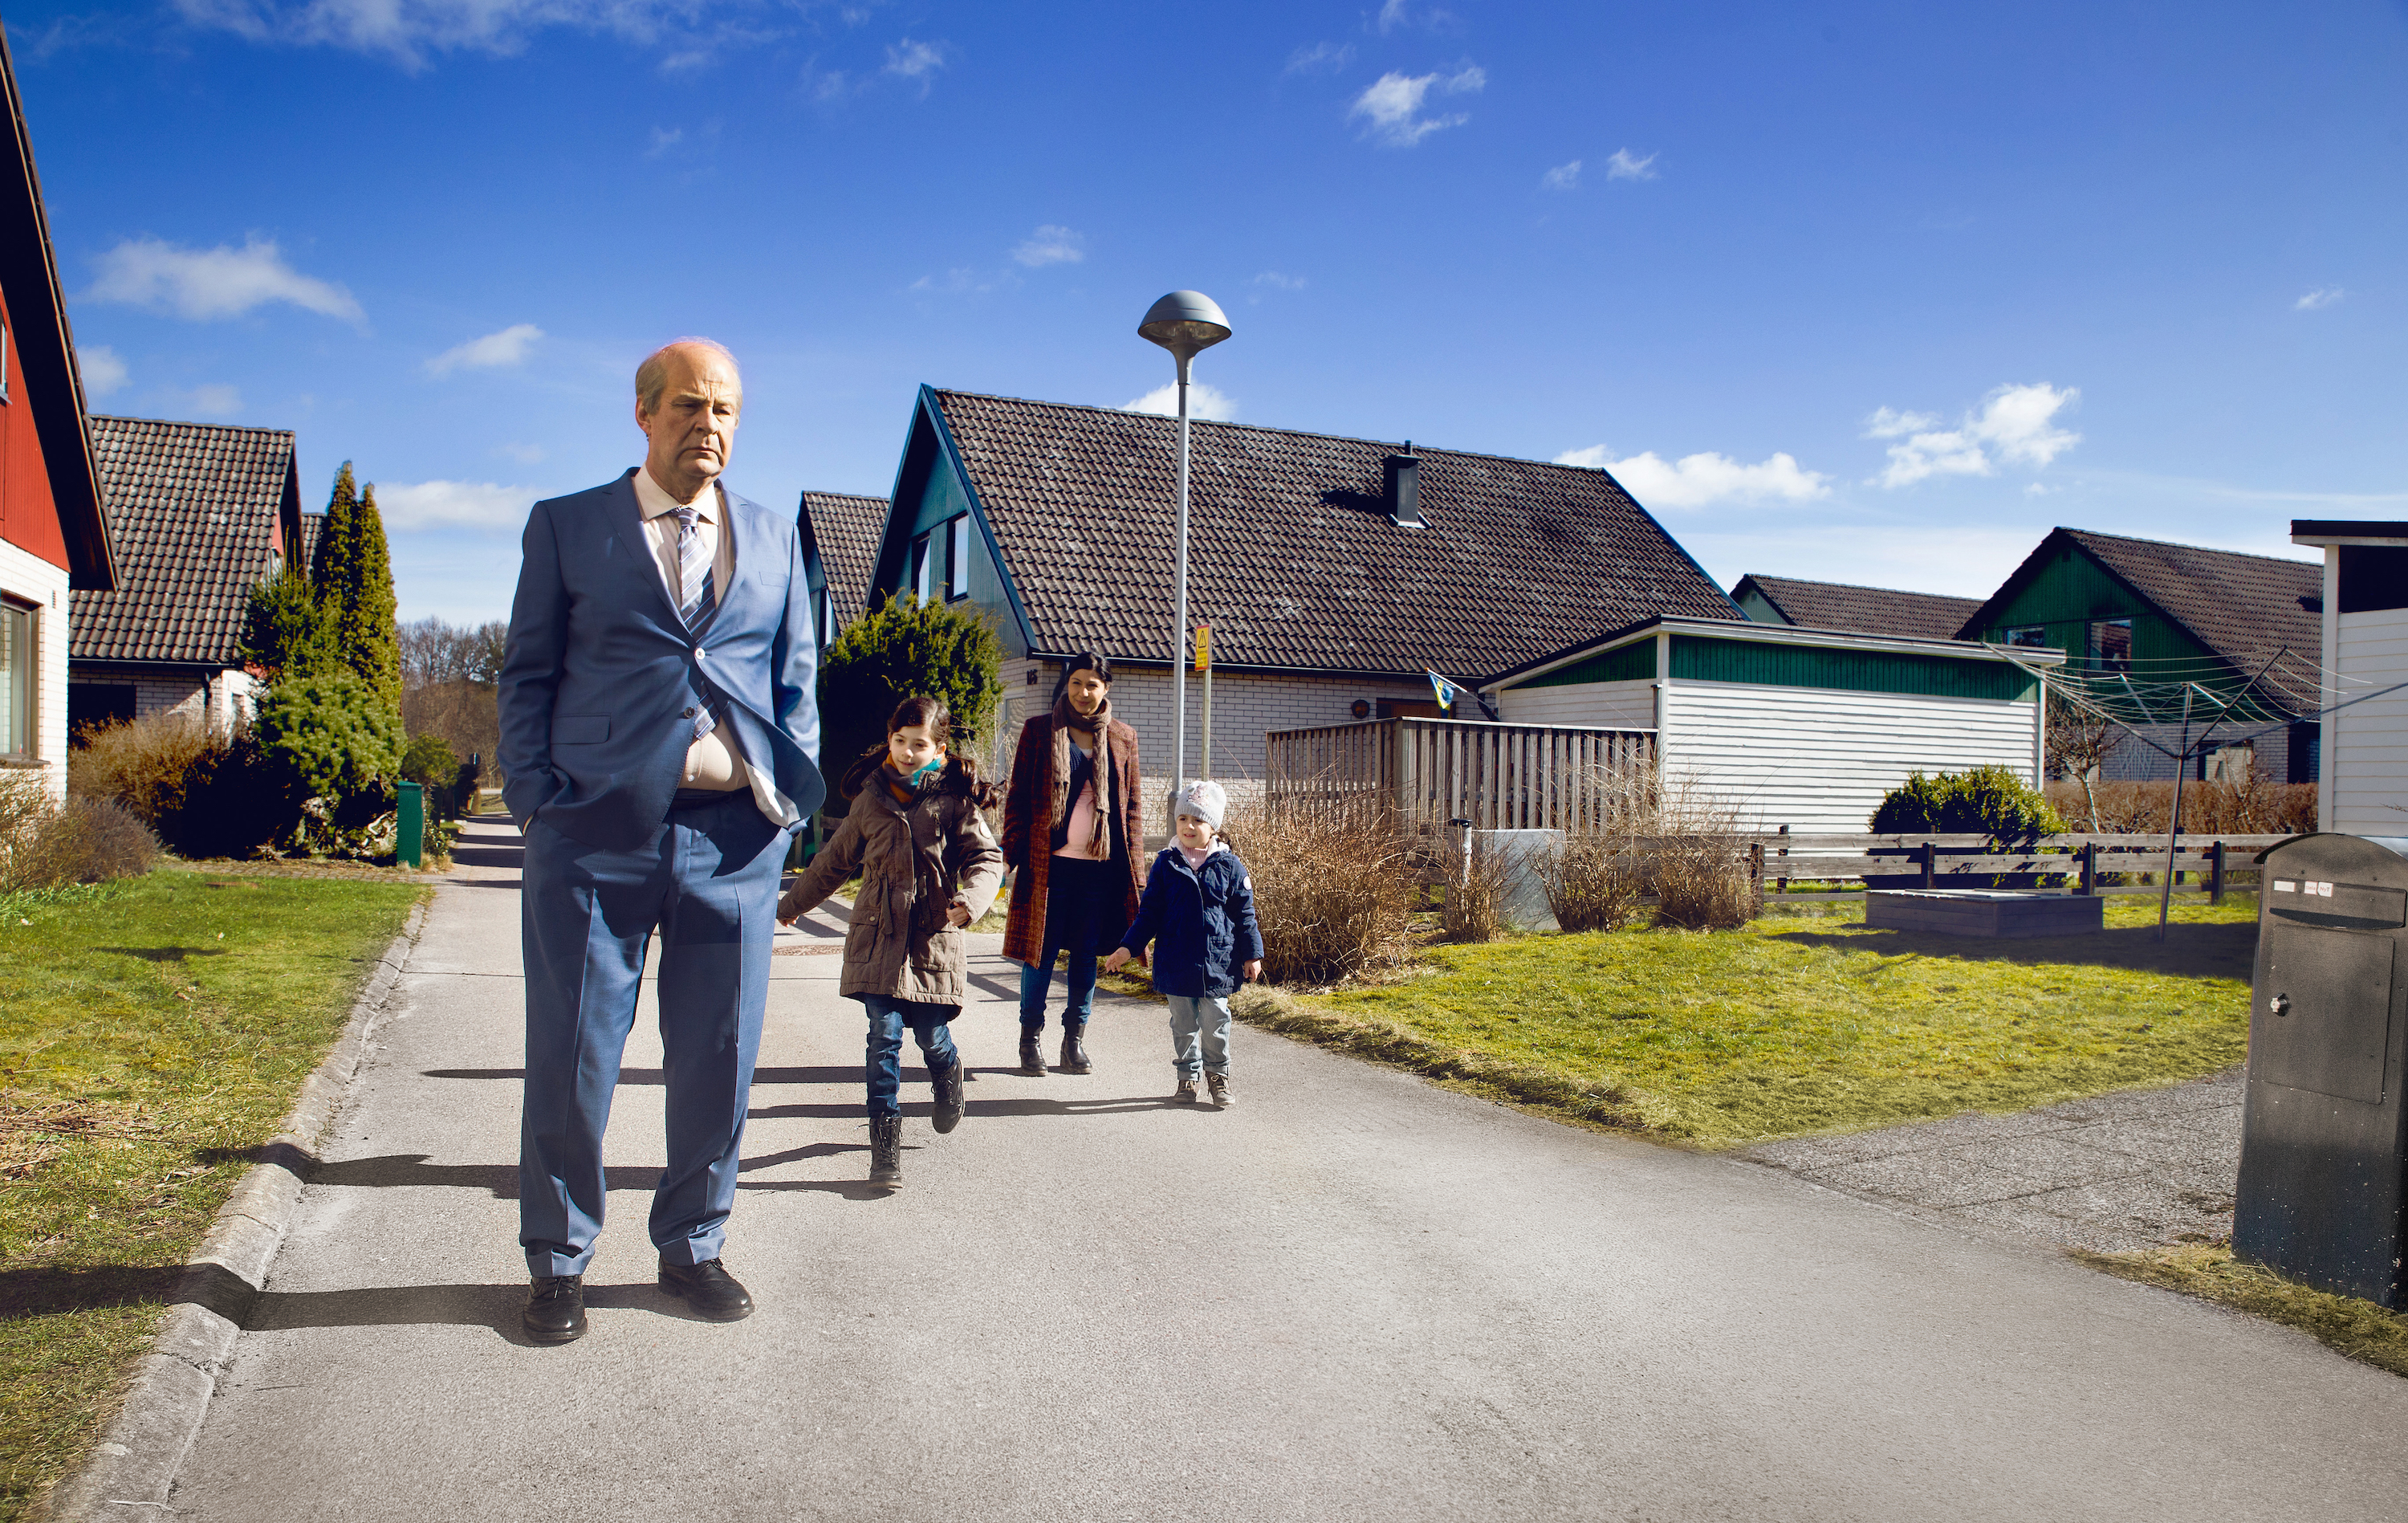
top-left (1138, 291), bottom-right (1232, 367)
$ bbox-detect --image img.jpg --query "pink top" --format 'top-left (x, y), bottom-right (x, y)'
top-left (1056, 785), bottom-right (1106, 860)
top-left (1178, 842), bottom-right (1214, 872)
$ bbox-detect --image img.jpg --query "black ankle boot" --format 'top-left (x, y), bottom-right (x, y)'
top-left (1019, 1030), bottom-right (1046, 1076)
top-left (869, 1116), bottom-right (902, 1187)
top-left (931, 1055), bottom-right (965, 1134)
top-left (1060, 1021), bottom-right (1092, 1075)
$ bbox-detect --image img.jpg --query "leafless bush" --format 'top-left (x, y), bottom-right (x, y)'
top-left (401, 680), bottom-right (502, 784)
top-left (1225, 795), bottom-right (1412, 984)
top-left (69, 712), bottom-right (221, 829)
top-left (2045, 779), bottom-right (2316, 836)
top-left (1441, 837), bottom-right (1511, 943)
top-left (0, 773), bottom-right (160, 890)
top-left (1542, 832), bottom-right (1645, 932)
top-left (1651, 832), bottom-right (1759, 930)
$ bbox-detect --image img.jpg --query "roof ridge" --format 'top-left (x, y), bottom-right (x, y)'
top-left (2060, 525), bottom-right (2318, 571)
top-left (930, 386), bottom-right (1610, 477)
top-left (90, 413), bottom-right (297, 442)
top-left (1744, 573), bottom-right (1978, 601)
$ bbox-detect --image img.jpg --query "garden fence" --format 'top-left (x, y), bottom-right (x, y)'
top-left (1264, 717), bottom-right (1657, 834)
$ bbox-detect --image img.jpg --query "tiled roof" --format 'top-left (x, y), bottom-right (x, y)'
top-left (295, 511), bottom-right (327, 576)
top-left (802, 490), bottom-right (886, 629)
top-left (2056, 528), bottom-right (2323, 676)
top-left (931, 391), bottom-right (1740, 678)
top-left (70, 417), bottom-right (295, 666)
top-left (1733, 574), bottom-right (1983, 641)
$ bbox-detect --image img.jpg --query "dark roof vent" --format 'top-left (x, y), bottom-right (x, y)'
top-left (1385, 445), bottom-right (1422, 527)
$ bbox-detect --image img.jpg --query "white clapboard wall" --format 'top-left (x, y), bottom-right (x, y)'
top-left (1659, 680), bottom-right (2042, 834)
top-left (1494, 678), bottom-right (1658, 731)
top-left (2332, 605), bottom-right (2408, 837)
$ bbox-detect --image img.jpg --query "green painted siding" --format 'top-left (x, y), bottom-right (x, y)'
top-left (894, 455), bottom-right (1026, 657)
top-left (1970, 544), bottom-right (2212, 672)
top-left (1525, 638), bottom-right (1658, 688)
top-left (1669, 634), bottom-right (2036, 701)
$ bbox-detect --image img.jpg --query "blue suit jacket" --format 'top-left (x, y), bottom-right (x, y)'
top-left (498, 470), bottom-right (826, 851)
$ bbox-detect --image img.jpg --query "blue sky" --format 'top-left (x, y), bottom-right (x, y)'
top-left (12, 0), bottom-right (2406, 625)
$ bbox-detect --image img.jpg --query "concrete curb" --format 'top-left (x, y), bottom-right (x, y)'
top-left (40, 896), bottom-right (431, 1523)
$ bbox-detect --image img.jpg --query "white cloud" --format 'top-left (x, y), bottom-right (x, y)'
top-left (645, 126), bottom-right (681, 159)
top-left (1375, 0), bottom-right (1454, 33)
top-left (1252, 271), bottom-right (1306, 291)
top-left (172, 0), bottom-right (705, 67)
top-left (1860, 406), bottom-right (1938, 438)
top-left (1286, 41), bottom-right (1352, 73)
top-left (77, 344), bottom-right (128, 397)
top-left (88, 235), bottom-right (362, 324)
top-left (884, 36), bottom-right (943, 91)
top-left (1540, 160), bottom-right (1580, 191)
top-left (1123, 382), bottom-right (1237, 421)
top-left (375, 479), bottom-right (538, 531)
top-left (2296, 287), bottom-right (2344, 312)
top-left (1348, 65), bottom-right (1483, 148)
top-left (1011, 226), bottom-right (1084, 267)
top-left (161, 383), bottom-right (242, 417)
top-left (1869, 381), bottom-right (2081, 488)
top-left (1605, 148), bottom-right (1657, 181)
top-left (495, 442), bottom-right (547, 464)
top-left (1554, 446), bottom-right (1830, 508)
top-left (907, 267), bottom-right (994, 295)
top-left (425, 323), bottom-right (543, 377)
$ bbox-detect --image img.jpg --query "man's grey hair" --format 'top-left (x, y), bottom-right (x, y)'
top-left (635, 338), bottom-right (741, 413)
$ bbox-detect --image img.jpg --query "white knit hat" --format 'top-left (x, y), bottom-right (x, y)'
top-left (1174, 780), bottom-right (1227, 830)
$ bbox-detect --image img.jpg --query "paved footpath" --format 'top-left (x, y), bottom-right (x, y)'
top-left (164, 818), bottom-right (2408, 1520)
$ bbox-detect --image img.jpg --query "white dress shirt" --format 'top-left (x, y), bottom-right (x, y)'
top-left (632, 466), bottom-right (799, 828)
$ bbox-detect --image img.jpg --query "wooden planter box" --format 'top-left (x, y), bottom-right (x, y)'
top-left (1864, 889), bottom-right (2105, 938)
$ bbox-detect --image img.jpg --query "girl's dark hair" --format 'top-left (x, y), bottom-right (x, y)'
top-left (1051, 652), bottom-right (1113, 702)
top-left (836, 694), bottom-right (997, 805)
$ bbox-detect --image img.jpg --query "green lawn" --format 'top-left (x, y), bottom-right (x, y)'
top-left (0, 869), bottom-right (424, 1521)
top-left (1239, 898), bottom-right (2258, 1146)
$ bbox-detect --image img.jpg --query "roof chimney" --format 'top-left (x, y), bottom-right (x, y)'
top-left (1385, 444), bottom-right (1422, 527)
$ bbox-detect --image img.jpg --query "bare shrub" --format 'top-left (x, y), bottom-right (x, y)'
top-left (0, 774), bottom-right (159, 890)
top-left (1226, 796), bottom-right (1412, 985)
top-left (1543, 831), bottom-right (1644, 932)
top-left (1440, 837), bottom-right (1511, 943)
top-left (1651, 832), bottom-right (1759, 930)
top-left (2045, 779), bottom-right (2316, 836)
top-left (70, 712), bottom-right (220, 828)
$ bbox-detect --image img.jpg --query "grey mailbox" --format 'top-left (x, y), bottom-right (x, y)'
top-left (2233, 833), bottom-right (2408, 1307)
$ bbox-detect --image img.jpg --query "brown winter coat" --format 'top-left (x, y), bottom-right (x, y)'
top-left (779, 759), bottom-right (1004, 1006)
top-left (1000, 698), bottom-right (1144, 967)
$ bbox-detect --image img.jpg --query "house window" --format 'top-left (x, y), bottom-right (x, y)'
top-left (911, 534), bottom-right (932, 602)
top-left (816, 588), bottom-right (835, 648)
top-left (2089, 618), bottom-right (2132, 674)
top-left (2003, 626), bottom-right (2050, 648)
top-left (2, 601), bottom-right (31, 759)
top-left (0, 318), bottom-right (10, 403)
top-left (948, 515), bottom-right (971, 600)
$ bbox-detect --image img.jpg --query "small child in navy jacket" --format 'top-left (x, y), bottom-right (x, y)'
top-left (1105, 780), bottom-right (1263, 1107)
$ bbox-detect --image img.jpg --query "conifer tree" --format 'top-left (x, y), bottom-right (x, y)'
top-left (335, 483), bottom-right (403, 703)
top-left (311, 461), bottom-right (358, 589)
top-left (238, 564), bottom-right (338, 681)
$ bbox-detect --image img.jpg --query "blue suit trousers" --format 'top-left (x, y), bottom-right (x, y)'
top-left (519, 792), bottom-right (783, 1277)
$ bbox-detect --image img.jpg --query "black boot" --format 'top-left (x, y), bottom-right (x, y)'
top-left (869, 1116), bottom-right (903, 1188)
top-left (1060, 1021), bottom-right (1092, 1075)
top-left (931, 1054), bottom-right (965, 1134)
top-left (1019, 1029), bottom-right (1046, 1076)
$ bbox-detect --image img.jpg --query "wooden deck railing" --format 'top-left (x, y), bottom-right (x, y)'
top-left (1264, 717), bottom-right (1657, 833)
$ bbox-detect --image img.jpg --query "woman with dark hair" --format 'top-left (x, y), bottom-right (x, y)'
top-left (1000, 653), bottom-right (1144, 1077)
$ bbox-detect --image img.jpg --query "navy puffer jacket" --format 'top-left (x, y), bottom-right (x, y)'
top-left (1118, 843), bottom-right (1265, 998)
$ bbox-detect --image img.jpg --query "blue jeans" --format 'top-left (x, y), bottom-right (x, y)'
top-left (1167, 994), bottom-right (1232, 1078)
top-left (863, 996), bottom-right (959, 1119)
top-left (1019, 856), bottom-right (1119, 1032)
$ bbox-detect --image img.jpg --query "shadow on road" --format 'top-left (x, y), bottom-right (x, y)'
top-left (423, 1066), bottom-right (864, 1085)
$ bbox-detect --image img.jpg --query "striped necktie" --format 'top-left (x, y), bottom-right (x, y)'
top-left (674, 503), bottom-right (718, 740)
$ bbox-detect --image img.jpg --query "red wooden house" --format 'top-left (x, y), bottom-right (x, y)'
top-left (1, 26), bottom-right (116, 801)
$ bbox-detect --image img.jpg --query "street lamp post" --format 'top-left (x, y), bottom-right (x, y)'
top-left (1137, 290), bottom-right (1230, 823)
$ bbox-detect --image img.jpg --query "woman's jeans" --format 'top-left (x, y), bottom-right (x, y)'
top-left (862, 995), bottom-right (959, 1119)
top-left (1019, 856), bottom-right (1120, 1032)
top-left (1166, 994), bottom-right (1232, 1077)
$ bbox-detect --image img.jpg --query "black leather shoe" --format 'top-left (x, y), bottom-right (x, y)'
top-left (658, 1259), bottom-right (755, 1322)
top-left (868, 1115), bottom-right (904, 1188)
top-left (1060, 1022), bottom-right (1092, 1075)
top-left (523, 1274), bottom-right (587, 1344)
top-left (1019, 1031), bottom-right (1046, 1076)
top-left (931, 1055), bottom-right (966, 1134)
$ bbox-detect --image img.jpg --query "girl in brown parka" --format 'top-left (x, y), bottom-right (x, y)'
top-left (778, 696), bottom-right (1003, 1189)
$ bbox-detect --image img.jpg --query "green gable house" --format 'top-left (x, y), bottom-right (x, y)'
top-left (856, 386), bottom-right (1742, 793)
top-left (1730, 574), bottom-right (1982, 642)
top-left (1954, 527), bottom-right (2322, 784)
top-left (1483, 617), bottom-right (2060, 833)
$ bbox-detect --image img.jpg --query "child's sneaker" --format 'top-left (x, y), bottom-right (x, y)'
top-left (1206, 1073), bottom-right (1230, 1108)
top-left (1175, 1077), bottom-right (1198, 1103)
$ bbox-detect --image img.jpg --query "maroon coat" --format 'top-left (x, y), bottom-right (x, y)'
top-left (1000, 702), bottom-right (1144, 967)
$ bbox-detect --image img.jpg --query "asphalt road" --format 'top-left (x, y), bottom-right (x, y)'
top-left (165, 817), bottom-right (2408, 1521)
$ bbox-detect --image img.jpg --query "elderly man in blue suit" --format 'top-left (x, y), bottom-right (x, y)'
top-left (498, 338), bottom-right (824, 1345)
